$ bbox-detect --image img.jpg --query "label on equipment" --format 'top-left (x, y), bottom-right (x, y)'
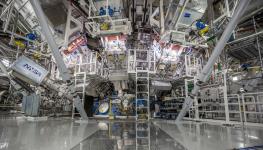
top-left (11, 56), bottom-right (48, 84)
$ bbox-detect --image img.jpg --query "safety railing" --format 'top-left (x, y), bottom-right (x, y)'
top-left (128, 49), bottom-right (156, 74)
top-left (228, 94), bottom-right (242, 122)
top-left (185, 55), bottom-right (203, 77)
top-left (187, 92), bottom-right (263, 127)
top-left (242, 92), bottom-right (263, 125)
top-left (85, 18), bottom-right (132, 37)
top-left (74, 52), bottom-right (104, 76)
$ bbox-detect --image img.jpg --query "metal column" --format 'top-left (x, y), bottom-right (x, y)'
top-left (253, 16), bottom-right (263, 76)
top-left (223, 70), bottom-right (230, 122)
top-left (176, 0), bottom-right (251, 122)
top-left (29, 0), bottom-right (88, 120)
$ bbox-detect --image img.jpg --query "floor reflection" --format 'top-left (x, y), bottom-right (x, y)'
top-left (71, 121), bottom-right (187, 150)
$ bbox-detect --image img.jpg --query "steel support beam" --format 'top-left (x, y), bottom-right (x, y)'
top-left (169, 0), bottom-right (189, 30)
top-left (160, 0), bottom-right (164, 34)
top-left (253, 16), bottom-right (263, 75)
top-left (3, 0), bottom-right (15, 32)
top-left (29, 0), bottom-right (88, 120)
top-left (176, 0), bottom-right (251, 122)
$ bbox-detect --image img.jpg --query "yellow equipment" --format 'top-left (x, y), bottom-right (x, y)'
top-left (100, 23), bottom-right (110, 30)
top-left (14, 40), bottom-right (26, 49)
top-left (108, 99), bottom-right (114, 120)
top-left (199, 26), bottom-right (209, 36)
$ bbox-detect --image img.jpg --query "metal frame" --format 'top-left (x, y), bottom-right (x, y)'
top-left (128, 49), bottom-right (156, 74)
top-left (184, 55), bottom-right (203, 77)
top-left (64, 3), bottom-right (83, 47)
top-left (242, 92), bottom-right (263, 126)
top-left (176, 0), bottom-right (251, 122)
top-left (29, 0), bottom-right (88, 119)
top-left (136, 122), bottom-right (150, 150)
top-left (82, 0), bottom-right (132, 37)
top-left (85, 18), bottom-right (132, 37)
top-left (136, 69), bottom-right (150, 121)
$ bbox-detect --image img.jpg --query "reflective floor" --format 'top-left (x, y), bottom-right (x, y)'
top-left (0, 117), bottom-right (98, 150)
top-left (154, 120), bottom-right (263, 150)
top-left (71, 121), bottom-right (187, 150)
top-left (0, 117), bottom-right (263, 150)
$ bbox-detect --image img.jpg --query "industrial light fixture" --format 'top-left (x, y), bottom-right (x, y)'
top-left (1, 59), bottom-right (10, 67)
top-left (232, 76), bottom-right (238, 81)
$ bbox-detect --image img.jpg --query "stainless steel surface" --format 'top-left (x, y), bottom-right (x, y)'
top-left (11, 56), bottom-right (48, 85)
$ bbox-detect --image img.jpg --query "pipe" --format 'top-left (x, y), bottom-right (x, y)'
top-left (0, 0), bottom-right (15, 19)
top-left (29, 0), bottom-right (88, 120)
top-left (253, 16), bottom-right (263, 76)
top-left (176, 0), bottom-right (251, 122)
top-left (29, 0), bottom-right (70, 81)
top-left (227, 30), bottom-right (263, 45)
top-left (3, 0), bottom-right (15, 32)
top-left (160, 0), bottom-right (164, 34)
top-left (13, 77), bottom-right (34, 93)
top-left (0, 30), bottom-right (35, 43)
top-left (169, 0), bottom-right (189, 30)
top-left (239, 3), bottom-right (263, 24)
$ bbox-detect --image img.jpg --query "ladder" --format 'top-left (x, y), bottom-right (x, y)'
top-left (136, 69), bottom-right (150, 121)
top-left (136, 68), bottom-right (150, 150)
top-left (136, 122), bottom-right (151, 150)
top-left (72, 65), bottom-right (86, 119)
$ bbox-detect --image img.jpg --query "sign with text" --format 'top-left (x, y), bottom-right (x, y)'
top-left (11, 56), bottom-right (48, 84)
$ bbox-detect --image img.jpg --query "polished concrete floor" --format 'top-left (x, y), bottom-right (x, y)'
top-left (0, 117), bottom-right (263, 150)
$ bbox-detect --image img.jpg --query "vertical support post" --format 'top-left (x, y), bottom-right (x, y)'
top-left (193, 77), bottom-right (199, 120)
top-left (149, 0), bottom-right (152, 19)
top-left (106, 0), bottom-right (109, 16)
top-left (225, 0), bottom-right (230, 17)
top-left (64, 2), bottom-right (72, 47)
top-left (95, 52), bottom-right (97, 74)
top-left (176, 0), bottom-right (251, 122)
top-left (171, 0), bottom-right (189, 30)
top-left (237, 95), bottom-right (243, 123)
top-left (159, 0), bottom-right (164, 34)
top-left (223, 70), bottom-right (230, 122)
top-left (194, 96), bottom-right (199, 120)
top-left (253, 16), bottom-right (263, 76)
top-left (29, 0), bottom-right (88, 120)
top-left (241, 94), bottom-right (246, 123)
top-left (185, 55), bottom-right (188, 76)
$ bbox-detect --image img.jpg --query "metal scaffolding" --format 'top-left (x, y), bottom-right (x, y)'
top-left (176, 0), bottom-right (251, 122)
